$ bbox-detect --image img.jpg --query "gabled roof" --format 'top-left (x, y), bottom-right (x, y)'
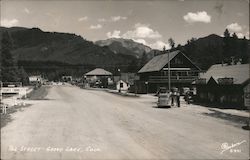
top-left (138, 50), bottom-right (199, 73)
top-left (85, 68), bottom-right (112, 76)
top-left (199, 64), bottom-right (250, 84)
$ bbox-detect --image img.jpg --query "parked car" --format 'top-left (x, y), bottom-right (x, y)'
top-left (157, 87), bottom-right (171, 107)
top-left (181, 87), bottom-right (190, 96)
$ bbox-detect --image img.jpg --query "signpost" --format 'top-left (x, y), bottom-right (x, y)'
top-left (0, 81), bottom-right (6, 114)
top-left (0, 82), bottom-right (27, 114)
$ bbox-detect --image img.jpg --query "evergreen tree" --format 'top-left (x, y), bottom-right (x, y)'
top-left (1, 32), bottom-right (19, 82)
top-left (168, 38), bottom-right (175, 49)
top-left (222, 29), bottom-right (231, 61)
top-left (232, 32), bottom-right (238, 39)
top-left (0, 31), bottom-right (29, 84)
top-left (224, 29), bottom-right (230, 38)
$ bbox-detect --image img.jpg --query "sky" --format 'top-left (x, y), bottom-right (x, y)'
top-left (1, 0), bottom-right (249, 50)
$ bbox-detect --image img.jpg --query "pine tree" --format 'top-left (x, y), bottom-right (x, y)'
top-left (1, 31), bottom-right (28, 83)
top-left (168, 38), bottom-right (175, 49)
top-left (232, 32), bottom-right (238, 39)
top-left (1, 32), bottom-right (19, 82)
top-left (224, 29), bottom-right (230, 38)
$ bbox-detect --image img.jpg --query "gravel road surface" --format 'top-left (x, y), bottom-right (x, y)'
top-left (1, 85), bottom-right (249, 160)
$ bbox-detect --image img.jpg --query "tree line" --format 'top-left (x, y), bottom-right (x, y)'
top-left (0, 32), bottom-right (29, 85)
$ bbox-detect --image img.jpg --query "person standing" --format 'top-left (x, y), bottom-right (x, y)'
top-left (171, 90), bottom-right (176, 106)
top-left (177, 91), bottom-right (180, 107)
top-left (185, 91), bottom-right (190, 104)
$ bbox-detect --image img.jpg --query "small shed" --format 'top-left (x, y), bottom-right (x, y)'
top-left (116, 80), bottom-right (130, 92)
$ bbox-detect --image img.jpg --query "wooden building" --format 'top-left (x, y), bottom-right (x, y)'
top-left (137, 50), bottom-right (201, 93)
top-left (195, 64), bottom-right (250, 109)
top-left (85, 68), bottom-right (112, 88)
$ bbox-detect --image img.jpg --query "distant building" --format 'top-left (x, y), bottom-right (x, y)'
top-left (85, 68), bottom-right (113, 88)
top-left (137, 50), bottom-right (201, 93)
top-left (195, 64), bottom-right (250, 109)
top-left (29, 75), bottom-right (42, 85)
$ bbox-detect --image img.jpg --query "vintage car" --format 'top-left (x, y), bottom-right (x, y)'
top-left (156, 87), bottom-right (171, 107)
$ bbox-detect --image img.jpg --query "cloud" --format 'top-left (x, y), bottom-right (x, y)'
top-left (106, 23), bottom-right (167, 50)
top-left (246, 31), bottom-right (249, 39)
top-left (98, 18), bottom-right (106, 22)
top-left (183, 11), bottom-right (211, 23)
top-left (122, 23), bottom-right (162, 39)
top-left (235, 32), bottom-right (249, 39)
top-left (98, 16), bottom-right (127, 22)
top-left (226, 23), bottom-right (242, 32)
top-left (1, 18), bottom-right (19, 27)
top-left (148, 40), bottom-right (171, 50)
top-left (111, 16), bottom-right (127, 22)
top-left (89, 24), bottom-right (102, 29)
top-left (236, 33), bottom-right (244, 38)
top-left (131, 38), bottom-right (170, 50)
top-left (133, 39), bottom-right (147, 45)
top-left (106, 30), bottom-right (121, 38)
top-left (78, 16), bottom-right (88, 21)
top-left (24, 8), bottom-right (30, 14)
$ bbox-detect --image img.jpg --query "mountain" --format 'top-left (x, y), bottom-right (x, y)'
top-left (0, 27), bottom-right (137, 71)
top-left (95, 38), bottom-right (153, 59)
top-left (1, 26), bottom-right (249, 78)
top-left (179, 34), bottom-right (249, 69)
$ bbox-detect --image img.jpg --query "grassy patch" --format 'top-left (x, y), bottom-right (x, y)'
top-left (1, 104), bottom-right (32, 128)
top-left (202, 109), bottom-right (250, 129)
top-left (26, 86), bottom-right (50, 100)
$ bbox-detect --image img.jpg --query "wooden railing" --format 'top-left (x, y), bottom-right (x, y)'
top-left (148, 76), bottom-right (198, 83)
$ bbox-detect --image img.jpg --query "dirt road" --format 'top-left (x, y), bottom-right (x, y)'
top-left (1, 85), bottom-right (249, 159)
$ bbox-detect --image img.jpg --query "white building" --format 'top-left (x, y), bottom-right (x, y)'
top-left (116, 80), bottom-right (130, 92)
top-left (29, 75), bottom-right (42, 85)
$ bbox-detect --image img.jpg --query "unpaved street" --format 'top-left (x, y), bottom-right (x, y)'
top-left (1, 85), bottom-right (249, 159)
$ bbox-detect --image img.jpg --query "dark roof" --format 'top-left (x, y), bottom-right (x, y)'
top-left (138, 50), bottom-right (200, 73)
top-left (138, 50), bottom-right (180, 73)
top-left (199, 64), bottom-right (250, 84)
top-left (85, 68), bottom-right (112, 76)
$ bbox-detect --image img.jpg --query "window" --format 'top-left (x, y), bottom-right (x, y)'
top-left (120, 82), bottom-right (123, 88)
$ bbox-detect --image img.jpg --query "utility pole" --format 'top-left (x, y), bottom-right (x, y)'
top-left (167, 48), bottom-right (171, 91)
top-left (0, 81), bottom-right (2, 105)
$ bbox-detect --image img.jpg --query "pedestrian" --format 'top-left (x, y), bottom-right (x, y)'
top-left (171, 91), bottom-right (176, 106)
top-left (177, 91), bottom-right (180, 107)
top-left (185, 91), bottom-right (190, 104)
